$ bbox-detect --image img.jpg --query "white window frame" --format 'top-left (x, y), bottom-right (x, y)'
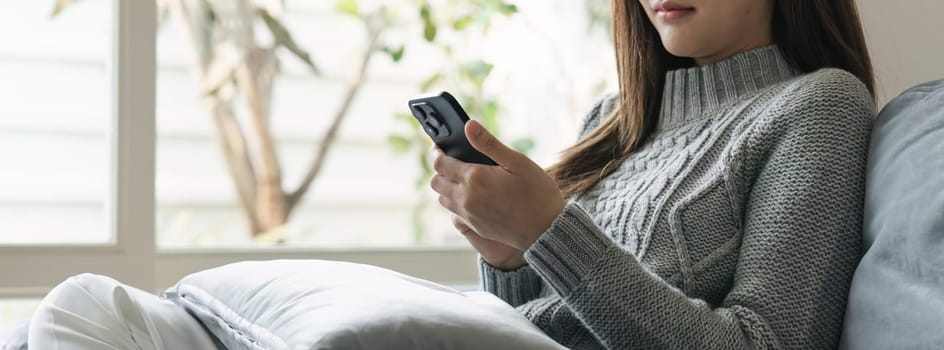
top-left (0, 0), bottom-right (477, 299)
top-left (0, 0), bottom-right (158, 296)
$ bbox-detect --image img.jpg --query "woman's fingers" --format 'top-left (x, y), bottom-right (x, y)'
top-left (430, 174), bottom-right (457, 196)
top-left (437, 193), bottom-right (459, 214)
top-left (451, 216), bottom-right (475, 235)
top-left (431, 173), bottom-right (463, 216)
top-left (431, 151), bottom-right (467, 183)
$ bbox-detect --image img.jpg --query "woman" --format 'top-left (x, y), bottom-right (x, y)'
top-left (430, 0), bottom-right (874, 348)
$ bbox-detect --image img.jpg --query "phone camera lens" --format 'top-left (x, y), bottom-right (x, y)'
top-left (426, 114), bottom-right (442, 128)
top-left (411, 102), bottom-right (449, 137)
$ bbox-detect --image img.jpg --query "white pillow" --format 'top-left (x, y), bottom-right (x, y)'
top-left (0, 319), bottom-right (29, 350)
top-left (164, 259), bottom-right (566, 350)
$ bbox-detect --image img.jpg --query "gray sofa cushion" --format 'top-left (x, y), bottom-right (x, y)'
top-left (840, 79), bottom-right (944, 349)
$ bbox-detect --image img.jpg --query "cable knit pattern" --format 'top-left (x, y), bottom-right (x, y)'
top-left (479, 46), bottom-right (874, 349)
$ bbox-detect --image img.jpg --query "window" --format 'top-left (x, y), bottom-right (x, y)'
top-left (154, 2), bottom-right (460, 248)
top-left (0, 0), bottom-right (615, 324)
top-left (154, 0), bottom-right (616, 250)
top-left (0, 0), bottom-right (157, 318)
top-left (0, 1), bottom-right (112, 244)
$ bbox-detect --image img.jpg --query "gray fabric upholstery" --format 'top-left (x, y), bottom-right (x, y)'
top-left (840, 79), bottom-right (944, 349)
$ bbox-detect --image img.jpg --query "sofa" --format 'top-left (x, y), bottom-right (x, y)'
top-left (839, 78), bottom-right (944, 349)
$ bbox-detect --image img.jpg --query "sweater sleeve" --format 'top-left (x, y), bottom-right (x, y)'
top-left (522, 75), bottom-right (874, 349)
top-left (478, 259), bottom-right (545, 307)
top-left (479, 94), bottom-right (616, 307)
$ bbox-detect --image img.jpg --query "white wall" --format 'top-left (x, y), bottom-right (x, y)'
top-left (858, 0), bottom-right (944, 107)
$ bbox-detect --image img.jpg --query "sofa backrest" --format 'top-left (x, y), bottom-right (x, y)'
top-left (840, 79), bottom-right (944, 349)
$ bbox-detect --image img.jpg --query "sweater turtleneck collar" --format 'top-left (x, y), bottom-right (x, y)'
top-left (657, 45), bottom-right (798, 131)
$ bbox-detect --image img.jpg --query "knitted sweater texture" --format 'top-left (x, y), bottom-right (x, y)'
top-left (479, 46), bottom-right (875, 349)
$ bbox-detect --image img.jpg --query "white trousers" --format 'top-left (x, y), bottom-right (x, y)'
top-left (28, 273), bottom-right (219, 349)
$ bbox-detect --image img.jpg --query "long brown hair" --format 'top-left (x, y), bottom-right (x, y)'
top-left (547, 0), bottom-right (874, 198)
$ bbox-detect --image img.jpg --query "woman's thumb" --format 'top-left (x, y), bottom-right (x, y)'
top-left (466, 120), bottom-right (515, 166)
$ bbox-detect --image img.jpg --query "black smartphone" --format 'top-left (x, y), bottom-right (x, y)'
top-left (408, 91), bottom-right (497, 166)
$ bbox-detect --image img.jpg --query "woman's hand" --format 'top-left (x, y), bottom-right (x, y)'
top-left (451, 215), bottom-right (525, 270)
top-left (430, 120), bottom-right (566, 251)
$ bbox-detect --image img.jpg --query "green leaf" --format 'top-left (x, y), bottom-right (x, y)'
top-left (423, 21), bottom-right (437, 42)
top-left (480, 99), bottom-right (499, 133)
top-left (498, 3), bottom-right (518, 15)
top-left (50, 0), bottom-right (79, 18)
top-left (460, 60), bottom-right (494, 87)
top-left (387, 134), bottom-right (413, 154)
top-left (382, 45), bottom-right (405, 63)
top-left (419, 4), bottom-right (431, 22)
top-left (419, 73), bottom-right (442, 92)
top-left (511, 137), bottom-right (535, 154)
top-left (452, 15), bottom-right (473, 30)
top-left (418, 149), bottom-right (432, 175)
top-left (420, 5), bottom-right (437, 42)
top-left (458, 94), bottom-right (477, 115)
top-left (257, 8), bottom-right (321, 75)
top-left (335, 0), bottom-right (359, 17)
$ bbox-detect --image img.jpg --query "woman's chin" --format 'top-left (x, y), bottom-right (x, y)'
top-left (662, 44), bottom-right (700, 59)
top-left (661, 40), bottom-right (724, 63)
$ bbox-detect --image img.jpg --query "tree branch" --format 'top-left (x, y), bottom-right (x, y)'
top-left (287, 21), bottom-right (383, 211)
top-left (235, 47), bottom-right (289, 230)
top-left (166, 0), bottom-right (213, 69)
top-left (207, 97), bottom-right (261, 232)
top-left (168, 0), bottom-right (260, 230)
top-left (207, 0), bottom-right (290, 234)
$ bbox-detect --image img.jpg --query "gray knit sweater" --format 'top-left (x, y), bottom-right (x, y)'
top-left (479, 46), bottom-right (874, 349)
